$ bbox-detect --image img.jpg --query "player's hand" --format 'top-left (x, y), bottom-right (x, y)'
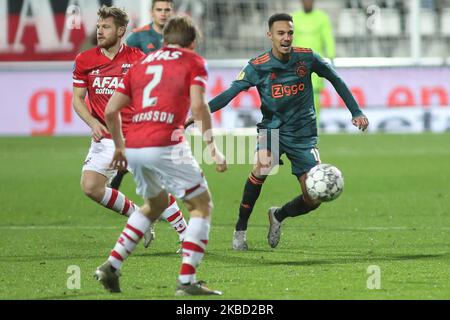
top-left (91, 120), bottom-right (109, 142)
top-left (211, 147), bottom-right (227, 173)
top-left (352, 115), bottom-right (369, 131)
top-left (110, 148), bottom-right (128, 171)
top-left (184, 116), bottom-right (194, 129)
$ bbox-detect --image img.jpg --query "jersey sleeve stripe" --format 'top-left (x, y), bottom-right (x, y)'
top-left (293, 47), bottom-right (312, 53)
top-left (191, 81), bottom-right (206, 88)
top-left (252, 57), bottom-right (270, 65)
top-left (193, 76), bottom-right (207, 85)
top-left (73, 79), bottom-right (86, 84)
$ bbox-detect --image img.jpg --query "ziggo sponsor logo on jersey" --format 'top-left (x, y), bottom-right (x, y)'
top-left (271, 83), bottom-right (305, 99)
top-left (92, 77), bottom-right (120, 95)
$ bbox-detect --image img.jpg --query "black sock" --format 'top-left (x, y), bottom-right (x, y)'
top-left (110, 170), bottom-right (128, 190)
top-left (274, 195), bottom-right (319, 223)
top-left (235, 173), bottom-right (266, 231)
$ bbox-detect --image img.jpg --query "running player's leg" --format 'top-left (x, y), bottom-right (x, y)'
top-left (160, 194), bottom-right (187, 241)
top-left (96, 191), bottom-right (168, 292)
top-left (82, 172), bottom-right (137, 217)
top-left (148, 141), bottom-right (221, 295)
top-left (268, 144), bottom-right (321, 248)
top-left (81, 139), bottom-right (138, 217)
top-left (95, 147), bottom-right (167, 292)
top-left (176, 189), bottom-right (221, 296)
top-left (108, 171), bottom-right (187, 245)
top-left (232, 149), bottom-right (271, 250)
top-left (233, 130), bottom-right (280, 250)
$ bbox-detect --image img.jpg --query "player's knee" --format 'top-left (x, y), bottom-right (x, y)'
top-left (205, 199), bottom-right (214, 214)
top-left (249, 169), bottom-right (268, 184)
top-left (195, 199), bottom-right (213, 217)
top-left (81, 180), bottom-right (104, 202)
top-left (253, 163), bottom-right (273, 177)
top-left (184, 193), bottom-right (213, 218)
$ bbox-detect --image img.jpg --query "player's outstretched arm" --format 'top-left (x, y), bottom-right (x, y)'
top-left (184, 84), bottom-right (243, 129)
top-left (312, 53), bottom-right (369, 131)
top-left (72, 87), bottom-right (109, 142)
top-left (105, 92), bottom-right (130, 171)
top-left (207, 63), bottom-right (258, 114)
top-left (208, 85), bottom-right (244, 113)
top-left (191, 85), bottom-right (227, 173)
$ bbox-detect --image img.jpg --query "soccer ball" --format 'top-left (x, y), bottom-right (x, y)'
top-left (305, 164), bottom-right (344, 202)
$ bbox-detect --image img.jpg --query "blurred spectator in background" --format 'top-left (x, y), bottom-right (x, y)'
top-left (126, 0), bottom-right (173, 54)
top-left (80, 29), bottom-right (97, 52)
top-left (292, 0), bottom-right (335, 126)
top-left (177, 0), bottom-right (205, 29)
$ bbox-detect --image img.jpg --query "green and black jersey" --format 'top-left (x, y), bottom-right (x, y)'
top-left (126, 23), bottom-right (163, 54)
top-left (209, 48), bottom-right (363, 147)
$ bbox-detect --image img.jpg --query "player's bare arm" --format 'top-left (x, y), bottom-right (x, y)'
top-left (72, 86), bottom-right (109, 142)
top-left (105, 91), bottom-right (130, 171)
top-left (190, 85), bottom-right (227, 173)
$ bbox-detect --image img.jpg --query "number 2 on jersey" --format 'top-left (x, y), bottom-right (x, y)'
top-left (142, 65), bottom-right (163, 108)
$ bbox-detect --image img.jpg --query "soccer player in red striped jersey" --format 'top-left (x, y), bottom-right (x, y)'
top-left (72, 6), bottom-right (188, 248)
top-left (97, 16), bottom-right (227, 296)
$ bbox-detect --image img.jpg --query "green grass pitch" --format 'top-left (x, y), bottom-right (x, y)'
top-left (0, 133), bottom-right (449, 300)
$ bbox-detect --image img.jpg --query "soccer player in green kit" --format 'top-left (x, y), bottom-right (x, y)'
top-left (126, 0), bottom-right (173, 54)
top-left (110, 0), bottom-right (173, 190)
top-left (208, 13), bottom-right (369, 250)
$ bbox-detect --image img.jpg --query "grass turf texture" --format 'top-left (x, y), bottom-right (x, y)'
top-left (0, 134), bottom-right (449, 300)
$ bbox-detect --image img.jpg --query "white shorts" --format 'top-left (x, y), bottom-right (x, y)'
top-left (82, 138), bottom-right (118, 181)
top-left (126, 141), bottom-right (208, 200)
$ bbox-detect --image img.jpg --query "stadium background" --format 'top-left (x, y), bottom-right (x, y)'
top-left (0, 0), bottom-right (449, 300)
top-left (1, 0), bottom-right (450, 135)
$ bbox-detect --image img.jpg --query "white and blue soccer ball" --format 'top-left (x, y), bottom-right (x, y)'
top-left (305, 164), bottom-right (344, 202)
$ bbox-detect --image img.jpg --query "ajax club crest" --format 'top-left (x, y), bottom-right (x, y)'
top-left (296, 62), bottom-right (307, 78)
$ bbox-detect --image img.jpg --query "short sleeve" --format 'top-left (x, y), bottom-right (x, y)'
top-left (72, 54), bottom-right (88, 88)
top-left (190, 56), bottom-right (208, 88)
top-left (116, 68), bottom-right (132, 97)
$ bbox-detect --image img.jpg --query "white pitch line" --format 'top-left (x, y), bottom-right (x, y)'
top-left (0, 226), bottom-right (121, 230)
top-left (357, 227), bottom-right (450, 231)
top-left (0, 226), bottom-right (449, 231)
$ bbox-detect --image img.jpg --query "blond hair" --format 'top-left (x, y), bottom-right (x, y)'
top-left (163, 15), bottom-right (199, 48)
top-left (97, 5), bottom-right (129, 28)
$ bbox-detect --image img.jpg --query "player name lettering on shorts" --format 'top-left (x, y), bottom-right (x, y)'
top-left (132, 111), bottom-right (175, 124)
